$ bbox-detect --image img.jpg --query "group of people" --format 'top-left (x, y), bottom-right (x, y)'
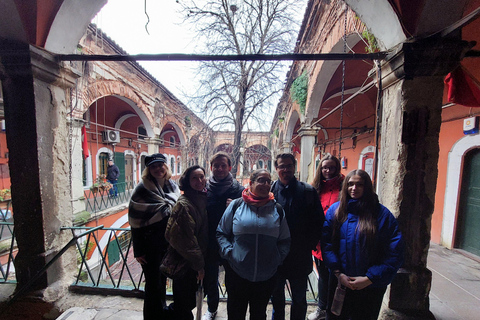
top-left (128, 151), bottom-right (404, 320)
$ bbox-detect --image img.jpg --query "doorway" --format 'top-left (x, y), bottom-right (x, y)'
top-left (456, 148), bottom-right (480, 256)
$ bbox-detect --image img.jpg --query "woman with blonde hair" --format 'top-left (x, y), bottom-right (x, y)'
top-left (128, 153), bottom-right (180, 319)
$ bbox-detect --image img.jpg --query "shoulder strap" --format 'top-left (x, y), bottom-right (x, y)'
top-left (231, 198), bottom-right (243, 215)
top-left (275, 202), bottom-right (284, 223)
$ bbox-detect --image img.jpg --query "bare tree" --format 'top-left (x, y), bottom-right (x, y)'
top-left (179, 0), bottom-right (303, 175)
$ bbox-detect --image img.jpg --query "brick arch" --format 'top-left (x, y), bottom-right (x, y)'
top-left (83, 80), bottom-right (154, 125)
top-left (159, 117), bottom-right (187, 146)
top-left (83, 80), bottom-right (155, 137)
top-left (305, 33), bottom-right (362, 125)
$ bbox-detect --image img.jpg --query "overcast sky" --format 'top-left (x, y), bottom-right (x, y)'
top-left (93, 0), bottom-right (306, 131)
top-left (93, 0), bottom-right (199, 99)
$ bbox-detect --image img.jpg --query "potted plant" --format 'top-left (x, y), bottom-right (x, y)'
top-left (90, 175), bottom-right (112, 193)
top-left (0, 189), bottom-right (11, 202)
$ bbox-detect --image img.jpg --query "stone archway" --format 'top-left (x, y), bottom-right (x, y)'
top-left (83, 81), bottom-right (155, 137)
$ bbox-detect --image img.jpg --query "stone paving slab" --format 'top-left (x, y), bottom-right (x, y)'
top-left (57, 302), bottom-right (317, 320)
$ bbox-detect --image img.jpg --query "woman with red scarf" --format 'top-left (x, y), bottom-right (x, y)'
top-left (308, 154), bottom-right (344, 320)
top-left (217, 169), bottom-right (291, 320)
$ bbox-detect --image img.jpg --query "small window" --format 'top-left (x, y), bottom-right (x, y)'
top-left (177, 157), bottom-right (181, 174)
top-left (170, 136), bottom-right (175, 147)
top-left (170, 157), bottom-right (175, 174)
top-left (138, 126), bottom-right (147, 140)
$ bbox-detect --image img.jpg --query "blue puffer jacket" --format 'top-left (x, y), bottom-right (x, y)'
top-left (217, 199), bottom-right (291, 282)
top-left (322, 199), bottom-right (404, 288)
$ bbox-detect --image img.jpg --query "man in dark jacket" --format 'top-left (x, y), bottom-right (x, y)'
top-left (106, 160), bottom-right (120, 197)
top-left (270, 153), bottom-right (324, 320)
top-left (203, 152), bottom-right (244, 320)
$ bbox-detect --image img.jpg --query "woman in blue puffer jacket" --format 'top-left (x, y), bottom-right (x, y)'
top-left (322, 169), bottom-right (404, 320)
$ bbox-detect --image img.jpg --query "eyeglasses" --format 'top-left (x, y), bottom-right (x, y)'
top-left (255, 178), bottom-right (272, 185)
top-left (277, 164), bottom-right (294, 170)
top-left (321, 166), bottom-right (336, 171)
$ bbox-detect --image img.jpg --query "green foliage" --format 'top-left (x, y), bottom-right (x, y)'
top-left (290, 72), bottom-right (308, 114)
top-left (74, 210), bottom-right (91, 225)
top-left (0, 189), bottom-right (10, 202)
top-left (184, 116), bottom-right (192, 127)
top-left (362, 29), bottom-right (378, 53)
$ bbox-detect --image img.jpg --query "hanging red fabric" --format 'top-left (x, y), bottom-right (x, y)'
top-left (444, 66), bottom-right (480, 108)
top-left (81, 125), bottom-right (89, 159)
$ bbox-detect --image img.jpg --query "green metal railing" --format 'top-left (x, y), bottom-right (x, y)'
top-left (0, 200), bottom-right (15, 284)
top-left (84, 181), bottom-right (135, 213)
top-left (1, 225), bottom-right (319, 303)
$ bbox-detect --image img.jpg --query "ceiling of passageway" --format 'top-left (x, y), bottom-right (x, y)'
top-left (3, 1), bottom-right (479, 54)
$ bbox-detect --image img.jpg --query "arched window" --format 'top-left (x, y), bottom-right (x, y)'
top-left (137, 126), bottom-right (146, 140)
top-left (177, 157), bottom-right (181, 174)
top-left (170, 157), bottom-right (175, 174)
top-left (257, 160), bottom-right (264, 169)
top-left (170, 136), bottom-right (175, 147)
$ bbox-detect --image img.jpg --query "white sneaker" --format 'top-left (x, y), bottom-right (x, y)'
top-left (307, 307), bottom-right (327, 320)
top-left (202, 310), bottom-right (217, 320)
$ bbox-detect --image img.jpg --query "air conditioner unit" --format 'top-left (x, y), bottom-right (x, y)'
top-left (102, 130), bottom-right (120, 143)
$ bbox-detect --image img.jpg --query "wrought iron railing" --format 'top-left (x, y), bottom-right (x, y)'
top-left (84, 181), bottom-right (136, 213)
top-left (0, 199), bottom-right (15, 284)
top-left (1, 224), bottom-right (319, 303)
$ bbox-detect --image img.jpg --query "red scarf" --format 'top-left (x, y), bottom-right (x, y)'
top-left (242, 188), bottom-right (275, 207)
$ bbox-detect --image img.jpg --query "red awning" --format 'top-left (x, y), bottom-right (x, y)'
top-left (444, 67), bottom-right (480, 108)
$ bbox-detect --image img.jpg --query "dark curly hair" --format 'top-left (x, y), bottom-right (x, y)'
top-left (178, 165), bottom-right (205, 191)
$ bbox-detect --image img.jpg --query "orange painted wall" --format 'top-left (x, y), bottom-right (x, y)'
top-left (84, 208), bottom-right (129, 258)
top-left (0, 131), bottom-right (10, 190)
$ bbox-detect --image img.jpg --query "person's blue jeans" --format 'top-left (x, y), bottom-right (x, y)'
top-left (204, 259), bottom-right (220, 313)
top-left (108, 179), bottom-right (118, 197)
top-left (271, 273), bottom-right (308, 320)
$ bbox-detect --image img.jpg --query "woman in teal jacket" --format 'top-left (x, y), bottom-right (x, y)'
top-left (322, 169), bottom-right (403, 320)
top-left (217, 169), bottom-right (290, 320)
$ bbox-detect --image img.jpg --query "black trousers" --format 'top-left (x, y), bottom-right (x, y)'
top-left (166, 269), bottom-right (198, 320)
top-left (326, 274), bottom-right (387, 320)
top-left (141, 250), bottom-right (167, 320)
top-left (224, 263), bottom-right (277, 320)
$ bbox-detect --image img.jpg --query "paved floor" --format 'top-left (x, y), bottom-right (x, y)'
top-left (1, 242), bottom-right (479, 319)
top-left (427, 243), bottom-right (480, 320)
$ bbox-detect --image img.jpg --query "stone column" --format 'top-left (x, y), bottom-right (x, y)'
top-left (70, 118), bottom-right (88, 215)
top-left (377, 39), bottom-right (469, 319)
top-left (239, 147), bottom-right (245, 177)
top-left (0, 41), bottom-right (79, 300)
top-left (281, 142), bottom-right (292, 154)
top-left (298, 127), bottom-right (318, 182)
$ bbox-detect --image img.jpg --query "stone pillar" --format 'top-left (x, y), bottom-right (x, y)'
top-left (239, 147), bottom-right (245, 177)
top-left (70, 118), bottom-right (88, 215)
top-left (377, 39), bottom-right (470, 319)
top-left (0, 41), bottom-right (79, 299)
top-left (298, 128), bottom-right (318, 182)
top-left (281, 142), bottom-right (292, 154)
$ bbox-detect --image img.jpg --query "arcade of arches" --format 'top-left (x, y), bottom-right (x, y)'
top-left (2, 0), bottom-right (480, 319)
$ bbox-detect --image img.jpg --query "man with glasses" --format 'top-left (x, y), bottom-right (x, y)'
top-left (203, 152), bottom-right (244, 320)
top-left (271, 153), bottom-right (324, 320)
